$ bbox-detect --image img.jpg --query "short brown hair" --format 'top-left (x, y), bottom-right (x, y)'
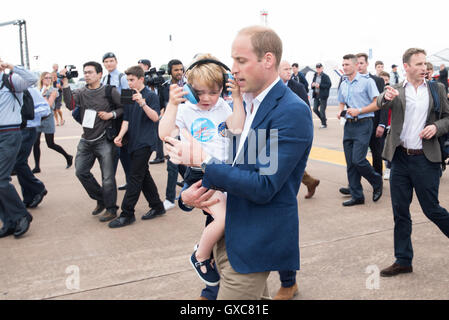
top-left (426, 62), bottom-right (434, 71)
top-left (402, 48), bottom-right (426, 64)
top-left (125, 66), bottom-right (145, 78)
top-left (375, 61), bottom-right (384, 67)
top-left (356, 53), bottom-right (369, 62)
top-left (343, 54), bottom-right (357, 64)
top-left (379, 71), bottom-right (390, 78)
top-left (238, 26), bottom-right (283, 68)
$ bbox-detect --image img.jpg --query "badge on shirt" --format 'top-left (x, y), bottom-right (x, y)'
top-left (82, 109), bottom-right (97, 129)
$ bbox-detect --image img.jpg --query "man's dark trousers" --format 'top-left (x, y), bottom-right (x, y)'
top-left (166, 160), bottom-right (186, 203)
top-left (113, 144), bottom-right (131, 185)
top-left (155, 122), bottom-right (164, 160)
top-left (14, 127), bottom-right (46, 204)
top-left (313, 98), bottom-right (328, 126)
top-left (343, 118), bottom-right (382, 200)
top-left (75, 136), bottom-right (118, 212)
top-left (121, 147), bottom-right (163, 217)
top-left (0, 131), bottom-right (31, 229)
top-left (390, 148), bottom-right (449, 267)
top-left (369, 122), bottom-right (384, 175)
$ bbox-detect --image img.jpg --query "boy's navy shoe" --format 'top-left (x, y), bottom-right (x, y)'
top-left (190, 251), bottom-right (220, 287)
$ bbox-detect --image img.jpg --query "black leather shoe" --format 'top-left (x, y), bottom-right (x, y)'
top-left (149, 158), bottom-right (165, 165)
top-left (176, 180), bottom-right (185, 187)
top-left (380, 263), bottom-right (413, 277)
top-left (339, 187), bottom-right (351, 195)
top-left (66, 155), bottom-right (73, 169)
top-left (32, 167), bottom-right (41, 174)
top-left (28, 189), bottom-right (48, 209)
top-left (14, 214), bottom-right (33, 238)
top-left (373, 181), bottom-right (383, 202)
top-left (343, 198), bottom-right (365, 206)
top-left (142, 207), bottom-right (166, 220)
top-left (0, 226), bottom-right (16, 238)
top-left (108, 215), bottom-right (136, 228)
top-left (118, 184), bottom-right (127, 191)
top-left (92, 203), bottom-right (106, 216)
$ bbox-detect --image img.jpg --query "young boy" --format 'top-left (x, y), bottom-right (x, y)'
top-left (159, 54), bottom-right (245, 286)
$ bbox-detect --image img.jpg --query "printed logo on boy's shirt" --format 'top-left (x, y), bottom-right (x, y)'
top-left (218, 122), bottom-right (227, 137)
top-left (191, 118), bottom-right (215, 142)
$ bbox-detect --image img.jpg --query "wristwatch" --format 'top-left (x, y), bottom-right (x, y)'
top-left (201, 155), bottom-right (213, 173)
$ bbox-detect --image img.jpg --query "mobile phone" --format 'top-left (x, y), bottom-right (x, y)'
top-left (120, 89), bottom-right (136, 105)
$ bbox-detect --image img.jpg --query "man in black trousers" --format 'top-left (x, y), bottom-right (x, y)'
top-left (109, 66), bottom-right (165, 228)
top-left (311, 63), bottom-right (332, 128)
top-left (356, 53), bottom-right (388, 176)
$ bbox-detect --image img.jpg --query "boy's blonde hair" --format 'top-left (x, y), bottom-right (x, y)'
top-left (186, 54), bottom-right (225, 90)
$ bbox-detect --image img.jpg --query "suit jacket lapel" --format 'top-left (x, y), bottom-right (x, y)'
top-left (426, 81), bottom-right (435, 120)
top-left (398, 82), bottom-right (406, 114)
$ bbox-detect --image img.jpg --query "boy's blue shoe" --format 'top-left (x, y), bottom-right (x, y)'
top-left (190, 250), bottom-right (220, 287)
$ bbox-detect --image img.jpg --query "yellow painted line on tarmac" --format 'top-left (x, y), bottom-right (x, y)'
top-left (309, 146), bottom-right (375, 168)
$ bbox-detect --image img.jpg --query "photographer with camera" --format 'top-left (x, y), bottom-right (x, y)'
top-left (109, 66), bottom-right (164, 228)
top-left (159, 59), bottom-right (187, 211)
top-left (0, 59), bottom-right (38, 238)
top-left (61, 61), bottom-right (123, 223)
top-left (102, 52), bottom-right (131, 192)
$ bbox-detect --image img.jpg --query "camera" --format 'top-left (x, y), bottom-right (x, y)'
top-left (145, 67), bottom-right (166, 88)
top-left (58, 65), bottom-right (79, 80)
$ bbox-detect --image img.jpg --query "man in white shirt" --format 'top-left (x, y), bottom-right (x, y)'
top-left (352, 48), bottom-right (449, 277)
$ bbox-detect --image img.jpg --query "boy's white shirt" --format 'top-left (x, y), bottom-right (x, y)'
top-left (176, 97), bottom-right (233, 162)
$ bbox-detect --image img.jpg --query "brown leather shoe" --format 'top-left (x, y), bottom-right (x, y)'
top-left (197, 296), bottom-right (208, 300)
top-left (380, 263), bottom-right (413, 277)
top-left (273, 283), bottom-right (298, 300)
top-left (305, 179), bottom-right (320, 199)
top-left (99, 210), bottom-right (117, 222)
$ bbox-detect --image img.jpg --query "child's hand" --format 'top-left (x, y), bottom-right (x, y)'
top-left (168, 84), bottom-right (187, 106)
top-left (226, 78), bottom-right (242, 101)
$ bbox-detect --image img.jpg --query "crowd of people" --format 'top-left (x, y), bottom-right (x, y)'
top-left (1, 24), bottom-right (449, 300)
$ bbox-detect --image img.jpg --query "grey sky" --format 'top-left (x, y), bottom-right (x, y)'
top-left (1, 0), bottom-right (447, 75)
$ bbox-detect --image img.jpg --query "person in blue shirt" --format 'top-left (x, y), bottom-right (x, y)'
top-left (109, 66), bottom-right (164, 228)
top-left (102, 52), bottom-right (131, 191)
top-left (0, 59), bottom-right (38, 238)
top-left (337, 54), bottom-right (383, 207)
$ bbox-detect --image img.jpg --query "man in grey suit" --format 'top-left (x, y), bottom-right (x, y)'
top-left (347, 48), bottom-right (449, 277)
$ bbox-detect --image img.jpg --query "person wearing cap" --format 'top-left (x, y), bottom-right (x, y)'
top-left (311, 63), bottom-right (332, 129)
top-left (138, 59), bottom-right (151, 72)
top-left (390, 64), bottom-right (401, 85)
top-left (101, 52), bottom-right (131, 191)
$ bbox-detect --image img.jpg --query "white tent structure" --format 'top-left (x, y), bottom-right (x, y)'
top-left (427, 48), bottom-right (449, 68)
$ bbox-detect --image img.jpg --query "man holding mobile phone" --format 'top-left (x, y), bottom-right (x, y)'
top-left (109, 66), bottom-right (164, 228)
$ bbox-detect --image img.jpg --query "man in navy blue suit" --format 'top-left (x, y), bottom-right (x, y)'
top-left (165, 26), bottom-right (313, 300)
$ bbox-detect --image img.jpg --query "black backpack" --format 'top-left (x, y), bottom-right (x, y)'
top-left (1, 73), bottom-right (35, 129)
top-left (429, 80), bottom-right (449, 170)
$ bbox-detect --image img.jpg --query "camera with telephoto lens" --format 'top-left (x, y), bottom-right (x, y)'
top-left (145, 67), bottom-right (166, 88)
top-left (58, 65), bottom-right (79, 80)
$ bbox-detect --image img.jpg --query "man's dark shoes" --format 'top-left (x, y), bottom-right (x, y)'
top-left (32, 167), bottom-right (41, 174)
top-left (66, 155), bottom-right (73, 169)
top-left (343, 198), bottom-right (365, 206)
top-left (118, 184), bottom-right (127, 191)
top-left (14, 214), bottom-right (33, 238)
top-left (176, 180), bottom-right (185, 187)
top-left (99, 210), bottom-right (117, 222)
top-left (108, 215), bottom-right (136, 228)
top-left (380, 263), bottom-right (413, 277)
top-left (28, 189), bottom-right (48, 209)
top-left (373, 181), bottom-right (383, 202)
top-left (0, 226), bottom-right (15, 238)
top-left (149, 158), bottom-right (165, 165)
top-left (142, 207), bottom-right (166, 220)
top-left (339, 187), bottom-right (351, 195)
top-left (92, 203), bottom-right (105, 215)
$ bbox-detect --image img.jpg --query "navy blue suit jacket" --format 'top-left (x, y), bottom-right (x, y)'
top-left (202, 80), bottom-right (314, 274)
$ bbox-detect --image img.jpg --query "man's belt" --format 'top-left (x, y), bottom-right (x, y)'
top-left (346, 117), bottom-right (373, 123)
top-left (400, 146), bottom-right (424, 155)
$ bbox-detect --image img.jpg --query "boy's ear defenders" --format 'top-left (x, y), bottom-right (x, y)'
top-left (182, 59), bottom-right (234, 105)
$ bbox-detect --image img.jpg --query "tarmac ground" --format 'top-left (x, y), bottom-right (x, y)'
top-left (1, 106), bottom-right (449, 300)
